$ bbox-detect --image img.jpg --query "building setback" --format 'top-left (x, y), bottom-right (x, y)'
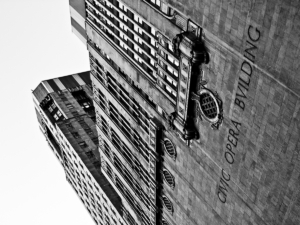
top-left (33, 1), bottom-right (300, 225)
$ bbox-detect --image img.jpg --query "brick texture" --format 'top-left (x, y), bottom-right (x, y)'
top-left (161, 1), bottom-right (300, 225)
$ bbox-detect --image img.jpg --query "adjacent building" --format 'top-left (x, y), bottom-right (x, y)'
top-left (33, 1), bottom-right (300, 225)
top-left (32, 72), bottom-right (129, 225)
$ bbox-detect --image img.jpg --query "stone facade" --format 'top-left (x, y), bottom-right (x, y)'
top-left (67, 1), bottom-right (300, 225)
top-left (158, 1), bottom-right (300, 225)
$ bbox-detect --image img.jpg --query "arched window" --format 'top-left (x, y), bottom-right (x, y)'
top-left (162, 195), bottom-right (173, 213)
top-left (163, 168), bottom-right (175, 189)
top-left (163, 138), bottom-right (176, 160)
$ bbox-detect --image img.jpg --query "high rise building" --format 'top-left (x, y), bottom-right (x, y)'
top-left (32, 72), bottom-right (128, 225)
top-left (70, 0), bottom-right (300, 225)
top-left (33, 1), bottom-right (300, 225)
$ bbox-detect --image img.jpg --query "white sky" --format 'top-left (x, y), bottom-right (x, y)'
top-left (0, 1), bottom-right (94, 224)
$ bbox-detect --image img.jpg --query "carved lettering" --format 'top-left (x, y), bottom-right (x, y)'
top-left (225, 151), bottom-right (234, 164)
top-left (222, 169), bottom-right (231, 181)
top-left (244, 40), bottom-right (257, 62)
top-left (234, 98), bottom-right (245, 110)
top-left (233, 26), bottom-right (260, 113)
top-left (228, 132), bottom-right (238, 147)
top-left (218, 189), bottom-right (227, 203)
top-left (236, 84), bottom-right (247, 99)
top-left (238, 80), bottom-right (249, 91)
top-left (218, 171), bottom-right (230, 203)
top-left (241, 60), bottom-right (253, 77)
top-left (231, 119), bottom-right (241, 132)
top-left (218, 25), bottom-right (261, 203)
top-left (248, 25), bottom-right (261, 42)
top-left (226, 143), bottom-right (235, 155)
top-left (229, 128), bottom-right (239, 140)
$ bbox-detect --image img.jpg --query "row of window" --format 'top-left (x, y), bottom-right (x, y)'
top-left (58, 91), bottom-right (81, 118)
top-left (100, 143), bottom-right (175, 225)
top-left (62, 145), bottom-right (123, 225)
top-left (86, 2), bottom-right (156, 80)
top-left (92, 0), bottom-right (156, 40)
top-left (96, 113), bottom-right (152, 186)
top-left (92, 66), bottom-right (151, 136)
top-left (88, 21), bottom-right (179, 104)
top-left (96, 107), bottom-right (175, 222)
top-left (90, 54), bottom-right (172, 132)
top-left (86, 16), bottom-right (155, 82)
top-left (101, 159), bottom-right (151, 225)
top-left (90, 52), bottom-right (157, 111)
top-left (56, 124), bottom-right (116, 225)
top-left (40, 95), bottom-right (65, 122)
top-left (94, 93), bottom-right (151, 165)
top-left (101, 138), bottom-right (152, 209)
top-left (156, 35), bottom-right (180, 100)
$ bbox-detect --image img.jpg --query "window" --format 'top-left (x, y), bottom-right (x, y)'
top-left (127, 40), bottom-right (134, 49)
top-left (61, 96), bottom-right (67, 101)
top-left (72, 132), bottom-right (80, 139)
top-left (138, 28), bottom-right (143, 35)
top-left (167, 55), bottom-right (179, 67)
top-left (162, 195), bottom-right (173, 213)
top-left (72, 152), bottom-right (77, 159)
top-left (166, 86), bottom-right (176, 98)
top-left (53, 110), bottom-right (63, 121)
top-left (82, 102), bottom-right (91, 109)
top-left (56, 110), bottom-right (62, 117)
top-left (166, 42), bottom-right (173, 51)
top-left (127, 9), bottom-right (134, 19)
top-left (163, 138), bottom-right (176, 159)
top-left (142, 21), bottom-right (151, 33)
top-left (166, 76), bottom-right (177, 87)
top-left (163, 167), bottom-right (175, 188)
top-left (152, 0), bottom-right (161, 7)
top-left (142, 32), bottom-right (150, 43)
top-left (92, 137), bottom-right (99, 145)
top-left (127, 49), bottom-right (134, 58)
top-left (158, 80), bottom-right (164, 88)
top-left (84, 128), bottom-right (93, 135)
top-left (198, 89), bottom-right (220, 123)
top-left (159, 49), bottom-right (165, 58)
top-left (72, 111), bottom-right (79, 116)
top-left (66, 103), bottom-right (73, 109)
top-left (167, 66), bottom-right (178, 77)
top-left (159, 59), bottom-right (165, 68)
top-left (150, 59), bottom-right (155, 66)
top-left (86, 151), bottom-right (95, 159)
top-left (53, 114), bottom-right (59, 121)
top-left (159, 37), bottom-right (166, 47)
top-left (127, 20), bottom-right (134, 30)
top-left (48, 103), bottom-right (56, 112)
top-left (78, 141), bottom-right (87, 148)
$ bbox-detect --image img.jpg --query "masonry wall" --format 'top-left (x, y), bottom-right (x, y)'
top-left (157, 1), bottom-right (300, 225)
